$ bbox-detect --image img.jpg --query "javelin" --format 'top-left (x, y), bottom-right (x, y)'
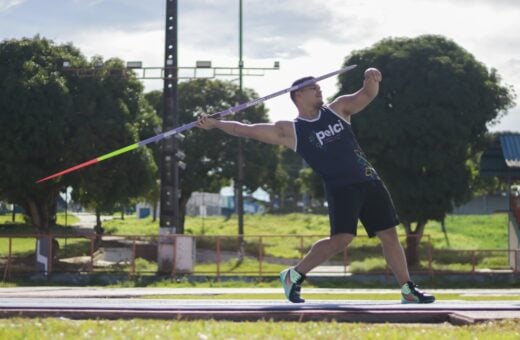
top-left (36, 64), bottom-right (357, 183)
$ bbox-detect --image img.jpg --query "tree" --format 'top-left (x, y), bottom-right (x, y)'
top-left (0, 37), bottom-right (82, 231)
top-left (335, 35), bottom-right (515, 265)
top-left (295, 166), bottom-right (325, 211)
top-left (270, 148), bottom-right (327, 213)
top-left (0, 37), bottom-right (157, 232)
top-left (145, 78), bottom-right (281, 230)
top-left (68, 58), bottom-right (157, 229)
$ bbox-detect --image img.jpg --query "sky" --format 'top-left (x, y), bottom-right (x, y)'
top-left (0, 0), bottom-right (519, 132)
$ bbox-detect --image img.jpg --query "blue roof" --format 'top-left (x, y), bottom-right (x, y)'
top-left (500, 134), bottom-right (520, 168)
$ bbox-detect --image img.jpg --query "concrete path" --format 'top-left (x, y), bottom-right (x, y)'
top-left (1, 287), bottom-right (520, 298)
top-left (0, 287), bottom-right (519, 324)
top-left (72, 212), bottom-right (113, 230)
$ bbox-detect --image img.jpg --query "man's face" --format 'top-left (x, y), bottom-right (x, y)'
top-left (297, 84), bottom-right (323, 107)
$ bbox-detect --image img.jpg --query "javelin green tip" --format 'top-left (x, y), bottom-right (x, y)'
top-left (97, 143), bottom-right (139, 162)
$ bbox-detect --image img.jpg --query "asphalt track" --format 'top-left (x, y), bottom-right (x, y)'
top-left (0, 288), bottom-right (519, 325)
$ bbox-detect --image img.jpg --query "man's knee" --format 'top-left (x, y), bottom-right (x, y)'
top-left (376, 227), bottom-right (399, 243)
top-left (330, 233), bottom-right (355, 249)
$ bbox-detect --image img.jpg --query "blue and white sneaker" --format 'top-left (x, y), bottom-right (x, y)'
top-left (279, 267), bottom-right (306, 303)
top-left (401, 281), bottom-right (435, 304)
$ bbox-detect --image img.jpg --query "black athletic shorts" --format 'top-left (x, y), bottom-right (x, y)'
top-left (325, 180), bottom-right (399, 237)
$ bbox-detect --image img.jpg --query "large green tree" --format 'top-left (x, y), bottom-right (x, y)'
top-left (0, 37), bottom-right (80, 230)
top-left (69, 58), bottom-right (157, 228)
top-left (335, 35), bottom-right (515, 265)
top-left (146, 78), bottom-right (280, 230)
top-left (0, 37), bottom-right (156, 231)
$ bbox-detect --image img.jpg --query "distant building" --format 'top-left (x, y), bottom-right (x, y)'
top-left (452, 194), bottom-right (508, 215)
top-left (136, 187), bottom-right (270, 219)
top-left (185, 192), bottom-right (221, 216)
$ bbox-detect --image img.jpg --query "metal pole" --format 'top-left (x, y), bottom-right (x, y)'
top-left (508, 175), bottom-right (512, 232)
top-left (158, 0), bottom-right (180, 275)
top-left (216, 237), bottom-right (221, 281)
top-left (65, 189), bottom-right (68, 227)
top-left (89, 237), bottom-right (95, 273)
top-left (239, 0), bottom-right (243, 82)
top-left (258, 236), bottom-right (263, 280)
top-left (237, 0), bottom-right (245, 251)
top-left (160, 0), bottom-right (180, 234)
top-left (131, 237), bottom-right (136, 275)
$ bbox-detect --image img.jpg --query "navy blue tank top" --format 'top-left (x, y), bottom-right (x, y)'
top-left (293, 106), bottom-right (379, 187)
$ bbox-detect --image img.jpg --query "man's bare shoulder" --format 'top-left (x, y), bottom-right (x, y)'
top-left (273, 120), bottom-right (296, 148)
top-left (274, 120), bottom-right (295, 133)
top-left (274, 120), bottom-right (294, 126)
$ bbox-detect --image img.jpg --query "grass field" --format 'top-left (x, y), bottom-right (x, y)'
top-left (0, 213), bottom-right (79, 227)
top-left (0, 212), bottom-right (512, 278)
top-left (104, 212), bottom-right (509, 250)
top-left (1, 212), bottom-right (507, 250)
top-left (101, 213), bottom-right (511, 274)
top-left (0, 318), bottom-right (518, 339)
top-left (0, 213), bottom-right (86, 258)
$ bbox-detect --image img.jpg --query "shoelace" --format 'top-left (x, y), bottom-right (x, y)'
top-left (409, 283), bottom-right (426, 296)
top-left (291, 285), bottom-right (303, 301)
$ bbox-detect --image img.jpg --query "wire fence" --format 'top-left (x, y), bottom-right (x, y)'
top-left (1, 233), bottom-right (518, 281)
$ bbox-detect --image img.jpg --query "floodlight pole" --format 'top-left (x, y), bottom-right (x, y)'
top-left (237, 0), bottom-right (245, 247)
top-left (160, 0), bottom-right (181, 234)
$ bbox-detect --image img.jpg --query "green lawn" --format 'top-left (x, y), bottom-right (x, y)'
top-left (0, 318), bottom-right (518, 339)
top-left (103, 213), bottom-right (509, 251)
top-left (426, 214), bottom-right (509, 250)
top-left (100, 213), bottom-right (511, 274)
top-left (0, 213), bottom-right (79, 227)
top-left (0, 213), bottom-right (84, 257)
top-left (0, 212), bottom-right (513, 277)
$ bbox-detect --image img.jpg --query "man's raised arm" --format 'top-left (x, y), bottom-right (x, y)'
top-left (197, 116), bottom-right (295, 149)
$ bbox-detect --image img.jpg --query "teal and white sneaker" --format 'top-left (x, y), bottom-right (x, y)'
top-left (401, 281), bottom-right (435, 304)
top-left (279, 267), bottom-right (306, 303)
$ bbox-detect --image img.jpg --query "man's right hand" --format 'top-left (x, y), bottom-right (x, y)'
top-left (196, 115), bottom-right (218, 130)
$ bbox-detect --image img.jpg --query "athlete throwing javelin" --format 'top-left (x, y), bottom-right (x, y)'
top-left (197, 67), bottom-right (435, 304)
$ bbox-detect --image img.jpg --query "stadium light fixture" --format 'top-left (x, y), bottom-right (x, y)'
top-left (196, 60), bottom-right (212, 68)
top-left (126, 61), bottom-right (143, 69)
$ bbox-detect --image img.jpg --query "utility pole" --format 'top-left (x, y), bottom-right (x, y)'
top-left (157, 0), bottom-right (184, 275)
top-left (159, 0), bottom-right (180, 234)
top-left (236, 0), bottom-right (245, 254)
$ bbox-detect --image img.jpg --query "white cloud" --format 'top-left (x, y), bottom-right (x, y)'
top-left (502, 59), bottom-right (520, 85)
top-left (0, 0), bottom-right (25, 12)
top-left (417, 0), bottom-right (520, 9)
top-left (72, 0), bottom-right (105, 7)
top-left (66, 24), bottom-right (164, 65)
top-left (178, 0), bottom-right (352, 59)
top-left (0, 0), bottom-right (518, 132)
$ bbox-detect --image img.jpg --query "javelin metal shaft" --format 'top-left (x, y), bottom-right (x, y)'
top-left (36, 64), bottom-right (357, 183)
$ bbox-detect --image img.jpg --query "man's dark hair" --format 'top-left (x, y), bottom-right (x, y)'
top-left (290, 76), bottom-right (315, 103)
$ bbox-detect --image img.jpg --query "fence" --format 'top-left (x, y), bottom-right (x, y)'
top-left (1, 233), bottom-right (518, 281)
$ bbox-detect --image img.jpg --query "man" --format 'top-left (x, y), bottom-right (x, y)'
top-left (196, 67), bottom-right (435, 304)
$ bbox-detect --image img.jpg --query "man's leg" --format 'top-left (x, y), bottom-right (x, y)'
top-left (376, 227), bottom-right (410, 285)
top-left (376, 227), bottom-right (435, 303)
top-left (295, 233), bottom-right (355, 274)
top-left (280, 233), bottom-right (354, 303)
